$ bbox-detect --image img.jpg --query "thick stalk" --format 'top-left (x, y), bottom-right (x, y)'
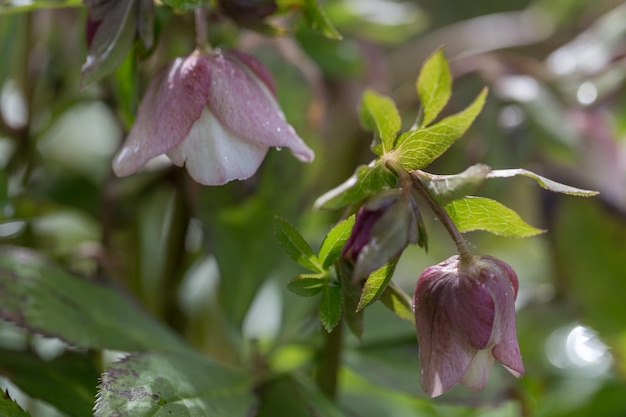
top-left (315, 319), bottom-right (343, 400)
top-left (194, 8), bottom-right (210, 53)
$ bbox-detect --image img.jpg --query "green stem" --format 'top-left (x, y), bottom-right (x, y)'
top-left (194, 7), bottom-right (211, 53)
top-left (316, 319), bottom-right (343, 400)
top-left (410, 171), bottom-right (473, 265)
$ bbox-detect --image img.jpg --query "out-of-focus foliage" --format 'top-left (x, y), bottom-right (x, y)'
top-left (1, 0), bottom-right (626, 416)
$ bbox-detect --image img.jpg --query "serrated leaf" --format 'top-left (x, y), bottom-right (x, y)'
top-left (0, 350), bottom-right (97, 417)
top-left (445, 197), bottom-right (545, 237)
top-left (359, 90), bottom-right (401, 154)
top-left (81, 0), bottom-right (136, 88)
top-left (379, 281), bottom-right (415, 323)
top-left (417, 164), bottom-right (491, 206)
top-left (286, 274), bottom-right (327, 297)
top-left (357, 259), bottom-right (398, 312)
top-left (318, 215), bottom-right (356, 269)
top-left (314, 162), bottom-right (397, 210)
top-left (274, 217), bottom-right (323, 272)
top-left (0, 246), bottom-right (187, 352)
top-left (486, 168), bottom-right (599, 196)
top-left (417, 48), bottom-right (452, 127)
top-left (95, 352), bottom-right (255, 417)
top-left (301, 0), bottom-right (342, 40)
top-left (0, 391), bottom-right (30, 417)
top-left (320, 282), bottom-right (342, 332)
top-left (392, 87), bottom-right (488, 170)
top-left (337, 261), bottom-right (363, 338)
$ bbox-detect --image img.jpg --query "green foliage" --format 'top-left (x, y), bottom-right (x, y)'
top-left (299, 0), bottom-right (342, 40)
top-left (286, 274), bottom-right (327, 297)
top-left (445, 197), bottom-right (544, 237)
top-left (318, 215), bottom-right (356, 269)
top-left (359, 90), bottom-right (402, 154)
top-left (95, 352), bottom-right (256, 417)
top-left (274, 217), bottom-right (323, 272)
top-left (320, 281), bottom-right (342, 332)
top-left (417, 48), bottom-right (452, 127)
top-left (0, 392), bottom-right (30, 417)
top-left (486, 168), bottom-right (599, 196)
top-left (357, 259), bottom-right (398, 312)
top-left (379, 282), bottom-right (415, 323)
top-left (160, 0), bottom-right (202, 10)
top-left (0, 0), bottom-right (81, 14)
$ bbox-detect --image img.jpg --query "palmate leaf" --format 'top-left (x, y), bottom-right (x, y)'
top-left (359, 90), bottom-right (401, 154)
top-left (445, 197), bottom-right (544, 237)
top-left (0, 391), bottom-right (30, 417)
top-left (0, 246), bottom-right (187, 352)
top-left (417, 48), bottom-right (452, 127)
top-left (274, 217), bottom-right (323, 272)
top-left (95, 352), bottom-right (256, 417)
top-left (392, 88), bottom-right (487, 171)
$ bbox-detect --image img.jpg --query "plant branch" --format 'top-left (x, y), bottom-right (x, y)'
top-left (315, 319), bottom-right (343, 400)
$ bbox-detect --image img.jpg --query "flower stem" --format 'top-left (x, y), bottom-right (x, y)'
top-left (194, 8), bottom-right (210, 53)
top-left (410, 171), bottom-right (473, 265)
top-left (315, 319), bottom-right (343, 400)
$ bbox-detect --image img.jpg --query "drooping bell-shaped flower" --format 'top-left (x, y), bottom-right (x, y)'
top-left (113, 49), bottom-right (314, 185)
top-left (342, 188), bottom-right (424, 281)
top-left (414, 254), bottom-right (524, 397)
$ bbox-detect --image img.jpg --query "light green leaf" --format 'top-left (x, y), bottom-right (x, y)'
top-left (416, 164), bottom-right (491, 205)
top-left (80, 0), bottom-right (136, 88)
top-left (379, 282), bottom-right (415, 323)
top-left (0, 392), bottom-right (30, 417)
top-left (318, 215), bottom-right (356, 269)
top-left (95, 352), bottom-right (256, 417)
top-left (445, 197), bottom-right (545, 237)
top-left (274, 217), bottom-right (323, 272)
top-left (392, 87), bottom-right (488, 170)
top-left (359, 90), bottom-right (401, 154)
top-left (0, 0), bottom-right (81, 14)
top-left (320, 282), bottom-right (342, 333)
top-left (314, 162), bottom-right (397, 210)
top-left (301, 0), bottom-right (342, 40)
top-left (286, 274), bottom-right (327, 297)
top-left (417, 48), bottom-right (452, 127)
top-left (0, 246), bottom-right (187, 352)
top-left (0, 350), bottom-right (97, 417)
top-left (357, 259), bottom-right (398, 312)
top-left (486, 168), bottom-right (599, 196)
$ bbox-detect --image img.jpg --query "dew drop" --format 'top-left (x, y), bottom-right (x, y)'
top-left (275, 146), bottom-right (282, 151)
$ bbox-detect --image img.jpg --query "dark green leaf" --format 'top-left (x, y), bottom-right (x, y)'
top-left (301, 0), bottom-right (342, 40)
top-left (392, 87), bottom-right (488, 170)
top-left (314, 162), bottom-right (397, 210)
top-left (417, 48), bottom-right (452, 127)
top-left (359, 90), bottom-right (401, 154)
top-left (0, 391), bottom-right (30, 417)
top-left (445, 197), bottom-right (545, 237)
top-left (357, 259), bottom-right (398, 312)
top-left (274, 217), bottom-right (323, 272)
top-left (318, 215), bottom-right (356, 269)
top-left (81, 0), bottom-right (136, 88)
top-left (286, 274), bottom-right (327, 297)
top-left (95, 351), bottom-right (256, 417)
top-left (0, 246), bottom-right (187, 352)
top-left (486, 168), bottom-right (599, 196)
top-left (0, 350), bottom-right (97, 417)
top-left (379, 282), bottom-right (414, 323)
top-left (337, 261), bottom-right (363, 339)
top-left (320, 282), bottom-right (342, 333)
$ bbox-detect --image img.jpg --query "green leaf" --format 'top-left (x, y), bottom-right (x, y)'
top-left (445, 197), bottom-right (545, 237)
top-left (318, 215), bottom-right (356, 269)
top-left (357, 259), bottom-right (398, 312)
top-left (359, 90), bottom-right (401, 154)
top-left (0, 246), bottom-right (187, 352)
top-left (286, 274), bottom-right (327, 297)
top-left (81, 0), bottom-right (136, 88)
top-left (0, 350), bottom-right (97, 417)
top-left (417, 48), bottom-right (452, 127)
top-left (274, 217), bottom-right (323, 272)
top-left (486, 168), bottom-right (599, 196)
top-left (314, 162), bottom-right (397, 210)
top-left (416, 164), bottom-right (491, 206)
top-left (379, 282), bottom-right (415, 323)
top-left (0, 391), bottom-right (30, 417)
top-left (337, 261), bottom-right (363, 338)
top-left (95, 352), bottom-right (256, 417)
top-left (0, 0), bottom-right (81, 14)
top-left (320, 282), bottom-right (342, 332)
top-left (392, 87), bottom-right (488, 170)
top-left (301, 0), bottom-right (342, 40)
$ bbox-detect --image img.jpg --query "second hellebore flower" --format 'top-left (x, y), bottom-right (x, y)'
top-left (414, 255), bottom-right (524, 397)
top-left (113, 49), bottom-right (314, 185)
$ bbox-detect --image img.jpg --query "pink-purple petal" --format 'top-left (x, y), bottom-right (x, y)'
top-left (205, 52), bottom-right (314, 163)
top-left (167, 107), bottom-right (268, 185)
top-left (113, 54), bottom-right (211, 177)
top-left (224, 50), bottom-right (277, 95)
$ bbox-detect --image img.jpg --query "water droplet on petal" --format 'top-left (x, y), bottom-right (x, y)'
top-left (275, 147), bottom-right (282, 151)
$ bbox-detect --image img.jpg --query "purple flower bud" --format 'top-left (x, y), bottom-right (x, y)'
top-left (342, 189), bottom-right (423, 281)
top-left (414, 255), bottom-right (524, 397)
top-left (113, 49), bottom-right (314, 185)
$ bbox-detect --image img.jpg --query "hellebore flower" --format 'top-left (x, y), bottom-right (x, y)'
top-left (342, 189), bottom-right (424, 281)
top-left (414, 255), bottom-right (524, 397)
top-left (112, 49), bottom-right (314, 185)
